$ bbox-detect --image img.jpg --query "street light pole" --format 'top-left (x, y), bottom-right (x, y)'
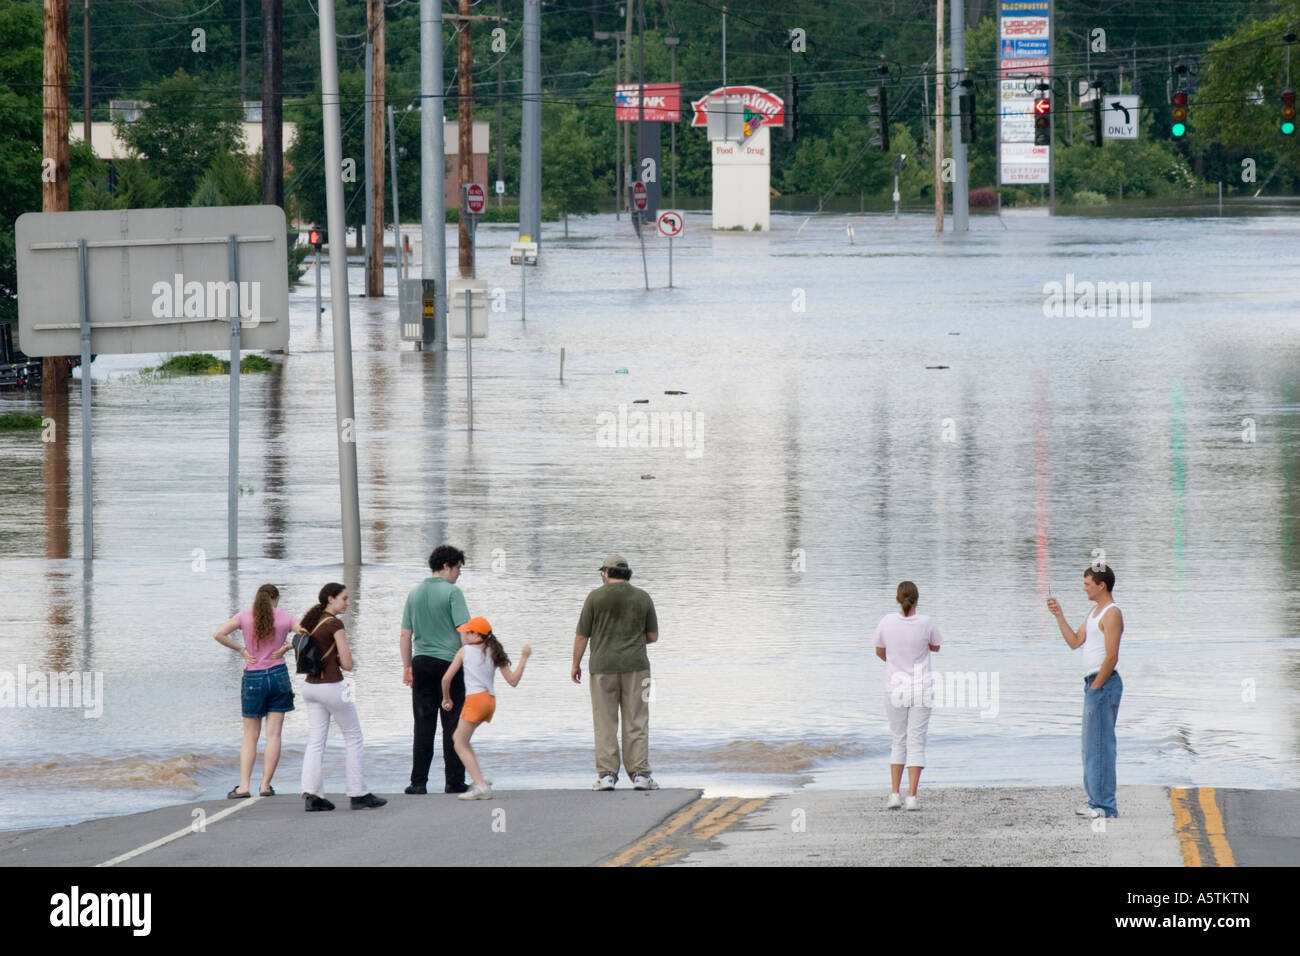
top-left (664, 36), bottom-right (679, 209)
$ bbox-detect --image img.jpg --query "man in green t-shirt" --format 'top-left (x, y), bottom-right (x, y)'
top-left (571, 554), bottom-right (659, 791)
top-left (400, 545), bottom-right (472, 793)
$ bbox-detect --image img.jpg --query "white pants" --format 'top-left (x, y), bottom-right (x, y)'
top-left (886, 696), bottom-right (932, 768)
top-left (300, 680), bottom-right (367, 798)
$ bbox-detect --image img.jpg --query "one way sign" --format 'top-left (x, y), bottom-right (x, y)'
top-left (1103, 95), bottom-right (1140, 140)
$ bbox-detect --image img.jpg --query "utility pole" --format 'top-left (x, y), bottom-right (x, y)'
top-left (240, 0), bottom-right (247, 104)
top-left (420, 0), bottom-right (447, 351)
top-left (456, 0), bottom-right (474, 278)
top-left (934, 0), bottom-right (945, 235)
top-left (665, 36), bottom-right (679, 208)
top-left (366, 0), bottom-right (385, 295)
top-left (82, 0), bottom-right (89, 142)
top-left (43, 0), bottom-right (71, 396)
top-left (261, 0), bottom-right (283, 208)
top-left (316, 0), bottom-right (362, 565)
top-left (949, 0), bottom-right (968, 232)
top-left (636, 0), bottom-right (645, 219)
top-left (624, 0), bottom-right (633, 212)
top-left (521, 0), bottom-right (541, 248)
top-left (595, 30), bottom-right (623, 219)
top-left (496, 0), bottom-right (503, 208)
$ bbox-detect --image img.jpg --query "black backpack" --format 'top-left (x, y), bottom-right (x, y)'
top-left (293, 616), bottom-right (337, 677)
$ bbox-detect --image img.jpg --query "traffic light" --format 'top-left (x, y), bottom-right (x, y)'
top-left (1033, 96), bottom-right (1050, 146)
top-left (959, 92), bottom-right (976, 143)
top-left (1171, 90), bottom-right (1188, 138)
top-left (308, 227), bottom-right (323, 249)
top-left (870, 85), bottom-right (890, 152)
top-left (785, 76), bottom-right (800, 142)
top-left (1282, 89), bottom-right (1296, 135)
top-left (1082, 96), bottom-right (1102, 147)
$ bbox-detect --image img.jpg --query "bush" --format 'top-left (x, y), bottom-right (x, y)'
top-left (1069, 189), bottom-right (1108, 206)
top-left (156, 353), bottom-right (274, 375)
top-left (969, 187), bottom-right (1000, 208)
top-left (0, 412), bottom-right (43, 431)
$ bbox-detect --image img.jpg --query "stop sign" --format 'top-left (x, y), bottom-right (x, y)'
top-left (466, 183), bottom-right (486, 214)
top-left (632, 182), bottom-right (647, 211)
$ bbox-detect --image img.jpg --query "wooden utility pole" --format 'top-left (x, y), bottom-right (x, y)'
top-left (366, 0), bottom-right (385, 294)
top-left (261, 0), bottom-right (283, 208)
top-left (456, 0), bottom-right (474, 277)
top-left (82, 0), bottom-right (89, 142)
top-left (43, 0), bottom-right (71, 396)
top-left (934, 0), bottom-right (945, 234)
top-left (623, 0), bottom-right (633, 212)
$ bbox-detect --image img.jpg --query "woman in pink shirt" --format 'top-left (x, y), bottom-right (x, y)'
top-left (213, 583), bottom-right (300, 798)
top-left (873, 581), bottom-right (942, 811)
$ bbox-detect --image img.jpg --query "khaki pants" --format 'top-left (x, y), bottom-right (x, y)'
top-left (590, 669), bottom-right (651, 780)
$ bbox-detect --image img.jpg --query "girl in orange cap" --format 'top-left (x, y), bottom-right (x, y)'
top-left (441, 617), bottom-right (531, 799)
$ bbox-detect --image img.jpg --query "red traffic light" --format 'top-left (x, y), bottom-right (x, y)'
top-left (308, 229), bottom-right (322, 246)
top-left (1033, 98), bottom-right (1051, 115)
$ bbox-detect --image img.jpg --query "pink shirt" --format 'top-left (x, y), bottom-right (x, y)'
top-left (874, 612), bottom-right (942, 698)
top-left (236, 608), bottom-right (298, 671)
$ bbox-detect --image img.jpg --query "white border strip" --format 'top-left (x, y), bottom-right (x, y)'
top-left (96, 796), bottom-right (263, 868)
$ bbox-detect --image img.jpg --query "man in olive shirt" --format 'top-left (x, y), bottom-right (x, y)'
top-left (571, 554), bottom-right (660, 790)
top-left (401, 545), bottom-right (471, 794)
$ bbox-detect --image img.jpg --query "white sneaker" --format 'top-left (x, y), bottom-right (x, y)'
top-left (905, 795), bottom-right (919, 811)
top-left (632, 774), bottom-right (659, 790)
top-left (457, 784), bottom-right (492, 801)
top-left (886, 793), bottom-right (902, 809)
top-left (592, 774), bottom-right (616, 791)
top-left (1075, 805), bottom-right (1103, 819)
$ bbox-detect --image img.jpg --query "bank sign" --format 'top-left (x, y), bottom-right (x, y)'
top-left (998, 0), bottom-right (1050, 185)
top-left (615, 83), bottom-right (681, 122)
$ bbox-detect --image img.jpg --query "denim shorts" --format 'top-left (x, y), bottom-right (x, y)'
top-left (241, 663), bottom-right (295, 719)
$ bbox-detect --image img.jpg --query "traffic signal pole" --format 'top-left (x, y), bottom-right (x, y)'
top-left (949, 0), bottom-right (969, 232)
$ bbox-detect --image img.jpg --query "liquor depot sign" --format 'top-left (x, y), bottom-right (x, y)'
top-left (690, 86), bottom-right (785, 130)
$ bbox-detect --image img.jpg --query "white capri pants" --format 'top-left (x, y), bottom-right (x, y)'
top-left (300, 680), bottom-right (368, 798)
top-left (886, 695), bottom-right (932, 768)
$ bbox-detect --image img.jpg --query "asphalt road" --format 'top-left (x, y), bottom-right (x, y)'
top-left (0, 789), bottom-right (702, 867)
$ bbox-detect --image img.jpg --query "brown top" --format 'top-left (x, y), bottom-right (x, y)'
top-left (305, 616), bottom-right (345, 684)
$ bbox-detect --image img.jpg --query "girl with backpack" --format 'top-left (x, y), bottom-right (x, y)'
top-left (212, 583), bottom-right (299, 798)
top-left (440, 617), bottom-right (530, 800)
top-left (298, 583), bottom-right (386, 812)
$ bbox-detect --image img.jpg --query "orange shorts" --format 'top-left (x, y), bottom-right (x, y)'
top-left (461, 691), bottom-right (496, 723)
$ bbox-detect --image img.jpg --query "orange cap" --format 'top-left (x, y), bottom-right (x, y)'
top-left (457, 616), bottom-right (492, 635)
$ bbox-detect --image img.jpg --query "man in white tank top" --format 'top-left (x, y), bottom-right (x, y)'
top-left (1047, 563), bottom-right (1124, 819)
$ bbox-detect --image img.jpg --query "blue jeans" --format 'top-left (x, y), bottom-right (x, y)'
top-left (1082, 671), bottom-right (1122, 817)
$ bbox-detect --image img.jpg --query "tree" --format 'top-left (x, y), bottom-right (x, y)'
top-left (0, 1), bottom-right (43, 325)
top-left (542, 103), bottom-right (606, 236)
top-left (115, 70), bottom-right (243, 208)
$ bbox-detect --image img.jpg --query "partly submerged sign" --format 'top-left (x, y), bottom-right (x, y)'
top-left (15, 206), bottom-right (289, 356)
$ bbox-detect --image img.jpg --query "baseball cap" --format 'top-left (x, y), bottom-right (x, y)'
top-left (456, 616), bottom-right (492, 635)
top-left (600, 554), bottom-right (630, 571)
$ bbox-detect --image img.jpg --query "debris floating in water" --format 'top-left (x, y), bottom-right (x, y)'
top-left (925, 365), bottom-right (950, 370)
top-left (633, 399), bottom-right (649, 404)
top-left (664, 389), bottom-right (687, 395)
top-left (641, 474), bottom-right (656, 480)
top-left (615, 368), bottom-right (629, 374)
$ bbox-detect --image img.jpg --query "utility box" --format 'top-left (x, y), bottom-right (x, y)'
top-left (448, 279), bottom-right (488, 338)
top-left (399, 278), bottom-right (426, 342)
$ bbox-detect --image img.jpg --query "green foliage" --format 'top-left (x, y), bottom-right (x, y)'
top-left (190, 152), bottom-right (259, 207)
top-left (1054, 140), bottom-right (1200, 199)
top-left (156, 352), bottom-right (274, 375)
top-left (114, 70), bottom-right (243, 207)
top-left (0, 1), bottom-right (43, 325)
top-left (542, 102), bottom-right (608, 221)
top-left (1069, 189), bottom-right (1108, 206)
top-left (0, 411), bottom-right (43, 431)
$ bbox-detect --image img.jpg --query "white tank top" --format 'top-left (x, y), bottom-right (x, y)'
top-left (462, 643), bottom-right (497, 696)
top-left (1082, 604), bottom-right (1120, 675)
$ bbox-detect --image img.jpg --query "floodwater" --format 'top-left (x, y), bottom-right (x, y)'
top-left (3, 200), bottom-right (1300, 833)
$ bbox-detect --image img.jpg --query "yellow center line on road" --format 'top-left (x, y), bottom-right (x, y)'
top-left (599, 797), bottom-right (717, 868)
top-left (1169, 787), bottom-right (1236, 868)
top-left (602, 795), bottom-right (770, 867)
top-left (1196, 786), bottom-right (1237, 868)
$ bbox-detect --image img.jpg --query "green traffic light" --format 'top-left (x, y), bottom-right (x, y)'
top-left (1171, 122), bottom-right (1186, 137)
top-left (1284, 120), bottom-right (1296, 135)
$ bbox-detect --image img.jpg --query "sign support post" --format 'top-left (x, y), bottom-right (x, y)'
top-left (77, 237), bottom-right (92, 560)
top-left (227, 234), bottom-right (241, 560)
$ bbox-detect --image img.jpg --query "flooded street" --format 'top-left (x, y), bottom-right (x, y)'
top-left (3, 202), bottom-right (1300, 831)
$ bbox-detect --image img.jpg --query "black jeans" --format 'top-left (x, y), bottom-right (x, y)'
top-left (411, 655), bottom-right (466, 790)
